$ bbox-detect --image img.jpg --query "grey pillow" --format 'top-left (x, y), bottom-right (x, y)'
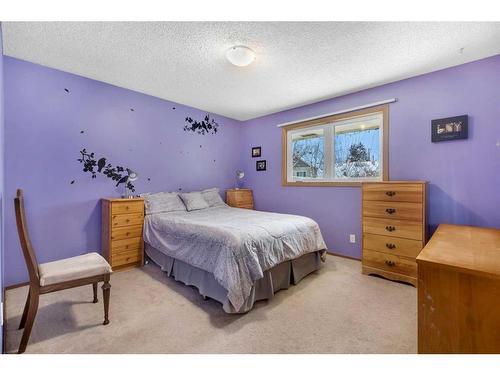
top-left (179, 192), bottom-right (210, 211)
top-left (144, 192), bottom-right (186, 215)
top-left (201, 188), bottom-right (226, 207)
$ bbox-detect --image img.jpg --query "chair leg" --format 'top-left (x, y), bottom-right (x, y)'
top-left (18, 289), bottom-right (31, 330)
top-left (18, 289), bottom-right (39, 354)
top-left (92, 282), bottom-right (98, 303)
top-left (102, 278), bottom-right (111, 325)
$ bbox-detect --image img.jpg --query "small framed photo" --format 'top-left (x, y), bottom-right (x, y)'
top-left (431, 115), bottom-right (468, 142)
top-left (256, 160), bottom-right (266, 171)
top-left (251, 146), bottom-right (262, 158)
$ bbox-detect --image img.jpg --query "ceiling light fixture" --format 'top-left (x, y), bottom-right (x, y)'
top-left (225, 46), bottom-right (256, 67)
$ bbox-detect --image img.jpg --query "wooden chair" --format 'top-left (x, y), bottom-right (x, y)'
top-left (14, 189), bottom-right (112, 354)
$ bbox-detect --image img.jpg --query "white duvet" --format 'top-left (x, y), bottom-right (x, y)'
top-left (143, 205), bottom-right (326, 311)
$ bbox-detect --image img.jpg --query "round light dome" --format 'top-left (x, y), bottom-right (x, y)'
top-left (225, 46), bottom-right (256, 67)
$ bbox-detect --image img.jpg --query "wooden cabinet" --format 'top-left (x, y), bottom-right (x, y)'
top-left (226, 189), bottom-right (254, 209)
top-left (416, 224), bottom-right (500, 353)
top-left (362, 181), bottom-right (426, 286)
top-left (102, 198), bottom-right (145, 270)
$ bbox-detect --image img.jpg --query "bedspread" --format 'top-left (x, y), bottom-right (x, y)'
top-left (143, 206), bottom-right (326, 311)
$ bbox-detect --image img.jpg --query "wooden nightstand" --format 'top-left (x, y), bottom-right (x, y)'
top-left (101, 197), bottom-right (145, 270)
top-left (226, 189), bottom-right (254, 209)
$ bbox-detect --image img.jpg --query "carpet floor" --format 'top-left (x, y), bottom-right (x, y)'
top-left (4, 255), bottom-right (417, 354)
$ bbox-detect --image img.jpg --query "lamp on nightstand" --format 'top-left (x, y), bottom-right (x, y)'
top-left (235, 170), bottom-right (245, 189)
top-left (124, 169), bottom-right (138, 199)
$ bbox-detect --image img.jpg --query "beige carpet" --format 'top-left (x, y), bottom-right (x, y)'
top-left (4, 255), bottom-right (417, 354)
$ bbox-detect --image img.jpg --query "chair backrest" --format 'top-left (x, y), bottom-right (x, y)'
top-left (14, 189), bottom-right (40, 283)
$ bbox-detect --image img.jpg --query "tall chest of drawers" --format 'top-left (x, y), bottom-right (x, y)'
top-left (362, 181), bottom-right (427, 286)
top-left (101, 197), bottom-right (145, 270)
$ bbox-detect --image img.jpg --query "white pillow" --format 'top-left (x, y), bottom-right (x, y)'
top-left (179, 192), bottom-right (210, 211)
top-left (144, 192), bottom-right (186, 215)
top-left (201, 188), bottom-right (226, 207)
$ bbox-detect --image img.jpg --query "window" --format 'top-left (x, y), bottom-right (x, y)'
top-left (282, 105), bottom-right (388, 186)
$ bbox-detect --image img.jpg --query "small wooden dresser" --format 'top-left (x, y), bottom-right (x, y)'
top-left (101, 197), bottom-right (145, 270)
top-left (362, 181), bottom-right (427, 286)
top-left (417, 224), bottom-right (500, 353)
top-left (226, 189), bottom-right (254, 209)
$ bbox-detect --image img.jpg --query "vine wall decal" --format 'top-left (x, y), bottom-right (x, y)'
top-left (183, 114), bottom-right (219, 135)
top-left (76, 148), bottom-right (136, 192)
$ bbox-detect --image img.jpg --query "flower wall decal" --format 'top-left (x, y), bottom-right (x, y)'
top-left (183, 114), bottom-right (219, 135)
top-left (77, 148), bottom-right (136, 192)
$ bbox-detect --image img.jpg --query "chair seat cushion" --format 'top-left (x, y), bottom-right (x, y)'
top-left (38, 252), bottom-right (112, 286)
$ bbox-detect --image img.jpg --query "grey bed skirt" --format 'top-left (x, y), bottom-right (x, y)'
top-left (145, 243), bottom-right (326, 313)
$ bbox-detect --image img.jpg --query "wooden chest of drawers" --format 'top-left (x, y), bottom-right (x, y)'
top-left (226, 189), bottom-right (254, 209)
top-left (417, 224), bottom-right (500, 353)
top-left (362, 181), bottom-right (427, 286)
top-left (101, 197), bottom-right (145, 270)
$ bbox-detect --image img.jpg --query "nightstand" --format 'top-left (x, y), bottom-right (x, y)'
top-left (101, 197), bottom-right (145, 270)
top-left (226, 189), bottom-right (254, 209)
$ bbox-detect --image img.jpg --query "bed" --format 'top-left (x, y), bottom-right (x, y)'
top-left (142, 189), bottom-right (327, 313)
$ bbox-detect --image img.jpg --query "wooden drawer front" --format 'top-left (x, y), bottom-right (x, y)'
top-left (111, 213), bottom-right (144, 228)
top-left (227, 191), bottom-right (254, 208)
top-left (236, 204), bottom-right (253, 209)
top-left (111, 201), bottom-right (144, 215)
top-left (112, 248), bottom-right (142, 267)
top-left (111, 237), bottom-right (142, 254)
top-left (364, 233), bottom-right (423, 259)
top-left (363, 183), bottom-right (423, 203)
top-left (363, 249), bottom-right (417, 277)
top-left (363, 201), bottom-right (423, 221)
top-left (234, 193), bottom-right (253, 206)
top-left (111, 225), bottom-right (143, 241)
top-left (363, 217), bottom-right (423, 241)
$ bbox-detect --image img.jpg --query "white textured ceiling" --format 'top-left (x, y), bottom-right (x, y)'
top-left (3, 22), bottom-right (500, 120)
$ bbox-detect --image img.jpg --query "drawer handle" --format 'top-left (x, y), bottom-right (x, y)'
top-left (385, 225), bottom-right (396, 232)
top-left (386, 243), bottom-right (396, 249)
top-left (385, 260), bottom-right (396, 267)
top-left (385, 191), bottom-right (396, 197)
top-left (126, 219), bottom-right (130, 223)
top-left (385, 208), bottom-right (396, 214)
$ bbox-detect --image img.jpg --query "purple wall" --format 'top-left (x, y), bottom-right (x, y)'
top-left (4, 57), bottom-right (242, 286)
top-left (240, 55), bottom-right (500, 258)
top-left (3, 53), bottom-right (500, 286)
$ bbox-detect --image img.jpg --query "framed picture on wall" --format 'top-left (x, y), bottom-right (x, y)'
top-left (256, 160), bottom-right (266, 171)
top-left (431, 115), bottom-right (468, 142)
top-left (252, 146), bottom-right (262, 157)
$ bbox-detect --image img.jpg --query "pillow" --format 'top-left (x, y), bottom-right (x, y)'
top-left (201, 188), bottom-right (226, 207)
top-left (144, 192), bottom-right (186, 215)
top-left (179, 192), bottom-right (210, 211)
